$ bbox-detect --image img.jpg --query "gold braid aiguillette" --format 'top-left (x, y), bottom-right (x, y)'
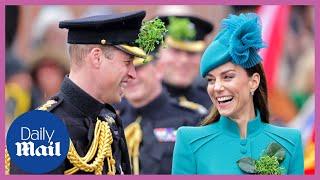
top-left (65, 117), bottom-right (115, 175)
top-left (124, 116), bottom-right (143, 175)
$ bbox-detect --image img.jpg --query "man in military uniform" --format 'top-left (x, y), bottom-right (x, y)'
top-left (116, 55), bottom-right (204, 174)
top-left (155, 16), bottom-right (214, 114)
top-left (9, 10), bottom-right (148, 175)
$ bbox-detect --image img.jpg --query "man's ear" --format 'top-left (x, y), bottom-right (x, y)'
top-left (88, 47), bottom-right (103, 68)
top-left (249, 72), bottom-right (260, 92)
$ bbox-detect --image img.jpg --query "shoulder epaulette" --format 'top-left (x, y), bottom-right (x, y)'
top-left (36, 96), bottom-right (63, 112)
top-left (178, 96), bottom-right (208, 115)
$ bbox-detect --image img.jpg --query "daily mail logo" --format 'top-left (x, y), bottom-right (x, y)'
top-left (16, 127), bottom-right (61, 157)
top-left (6, 110), bottom-right (70, 174)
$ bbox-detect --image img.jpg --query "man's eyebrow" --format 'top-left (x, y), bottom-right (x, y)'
top-left (124, 54), bottom-right (134, 61)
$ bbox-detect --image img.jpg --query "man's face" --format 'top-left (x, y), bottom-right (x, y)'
top-left (157, 47), bottom-right (201, 88)
top-left (98, 48), bottom-right (136, 104)
top-left (124, 63), bottom-right (159, 103)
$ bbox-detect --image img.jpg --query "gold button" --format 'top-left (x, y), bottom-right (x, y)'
top-left (101, 39), bottom-right (106, 45)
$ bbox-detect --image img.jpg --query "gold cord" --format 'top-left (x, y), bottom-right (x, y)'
top-left (5, 147), bottom-right (10, 175)
top-left (124, 116), bottom-right (142, 175)
top-left (64, 120), bottom-right (101, 174)
top-left (5, 100), bottom-right (116, 175)
top-left (65, 118), bottom-right (115, 175)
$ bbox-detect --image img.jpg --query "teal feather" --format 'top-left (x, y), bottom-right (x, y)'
top-left (221, 13), bottom-right (266, 68)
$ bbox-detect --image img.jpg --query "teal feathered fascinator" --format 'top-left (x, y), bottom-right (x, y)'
top-left (200, 13), bottom-right (267, 77)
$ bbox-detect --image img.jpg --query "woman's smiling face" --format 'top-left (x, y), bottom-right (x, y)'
top-left (206, 62), bottom-right (259, 119)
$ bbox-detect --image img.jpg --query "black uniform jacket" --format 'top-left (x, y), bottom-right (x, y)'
top-left (10, 77), bottom-right (131, 174)
top-left (117, 90), bottom-right (203, 174)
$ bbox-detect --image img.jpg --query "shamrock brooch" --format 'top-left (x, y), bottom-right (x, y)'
top-left (237, 142), bottom-right (286, 175)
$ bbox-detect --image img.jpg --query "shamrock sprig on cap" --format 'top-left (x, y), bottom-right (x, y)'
top-left (237, 142), bottom-right (286, 175)
top-left (168, 16), bottom-right (196, 41)
top-left (135, 17), bottom-right (167, 56)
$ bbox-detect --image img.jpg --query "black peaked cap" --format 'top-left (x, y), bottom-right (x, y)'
top-left (59, 10), bottom-right (146, 46)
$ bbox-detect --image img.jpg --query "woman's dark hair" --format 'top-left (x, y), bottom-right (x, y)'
top-left (200, 63), bottom-right (269, 125)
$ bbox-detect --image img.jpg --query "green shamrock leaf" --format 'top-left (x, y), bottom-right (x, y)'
top-left (255, 155), bottom-right (284, 175)
top-left (135, 18), bottom-right (167, 55)
top-left (237, 157), bottom-right (257, 174)
top-left (237, 142), bottom-right (286, 175)
top-left (168, 17), bottom-right (196, 41)
top-left (264, 142), bottom-right (285, 163)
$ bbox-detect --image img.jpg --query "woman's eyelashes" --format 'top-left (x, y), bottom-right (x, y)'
top-left (207, 74), bottom-right (235, 84)
top-left (223, 74), bottom-right (235, 81)
top-left (207, 77), bottom-right (215, 84)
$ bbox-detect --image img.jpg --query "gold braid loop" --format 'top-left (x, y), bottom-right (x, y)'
top-left (64, 120), bottom-right (102, 174)
top-left (65, 119), bottom-right (115, 175)
top-left (4, 101), bottom-right (116, 175)
top-left (5, 147), bottom-right (10, 175)
top-left (124, 116), bottom-right (143, 175)
top-left (104, 116), bottom-right (116, 175)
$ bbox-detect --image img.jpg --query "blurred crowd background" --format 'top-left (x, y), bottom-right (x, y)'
top-left (5, 5), bottom-right (315, 174)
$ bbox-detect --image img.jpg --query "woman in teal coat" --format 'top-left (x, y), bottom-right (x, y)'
top-left (172, 13), bottom-right (304, 175)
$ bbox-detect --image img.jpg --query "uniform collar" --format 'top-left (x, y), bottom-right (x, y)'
top-left (218, 110), bottom-right (264, 138)
top-left (136, 90), bottom-right (170, 118)
top-left (163, 82), bottom-right (192, 97)
top-left (60, 76), bottom-right (116, 119)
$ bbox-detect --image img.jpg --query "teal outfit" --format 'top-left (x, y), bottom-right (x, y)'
top-left (172, 111), bottom-right (304, 175)
top-left (200, 13), bottom-right (266, 77)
